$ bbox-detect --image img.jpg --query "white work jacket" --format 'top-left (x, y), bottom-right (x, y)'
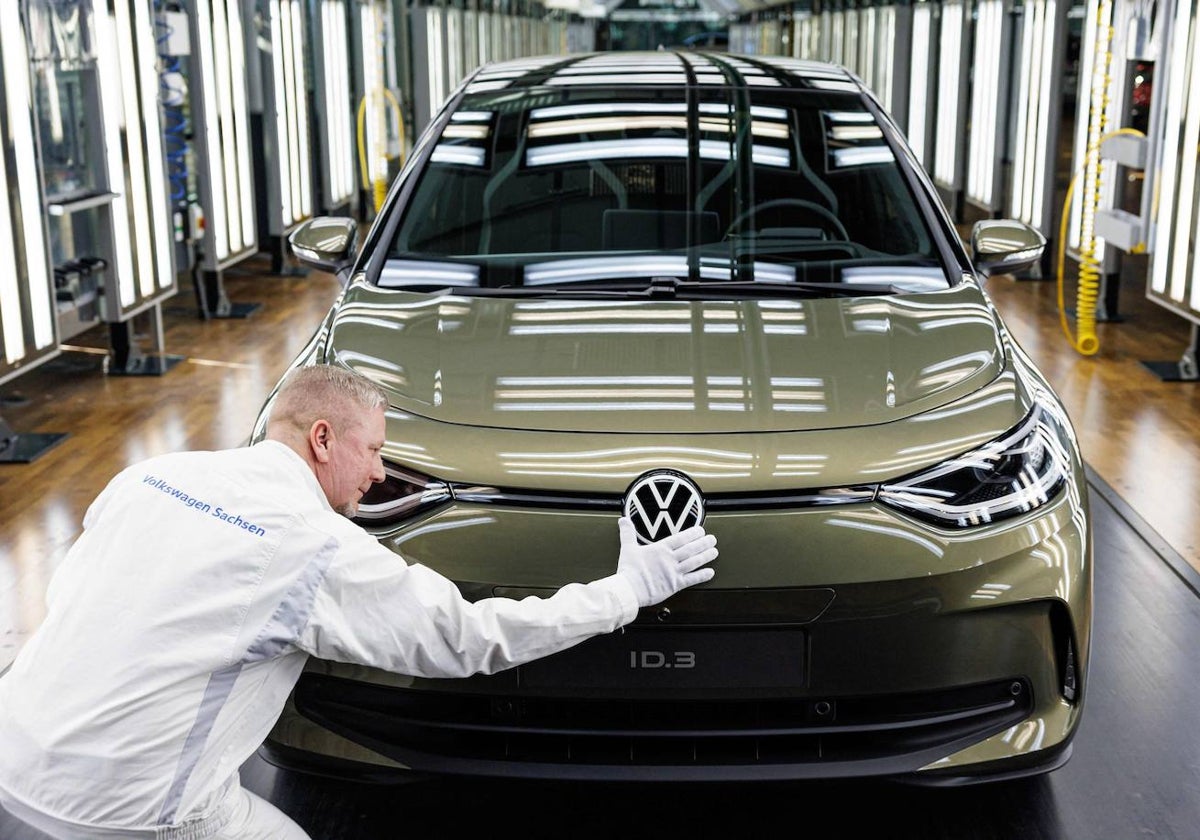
top-left (0, 441), bottom-right (638, 830)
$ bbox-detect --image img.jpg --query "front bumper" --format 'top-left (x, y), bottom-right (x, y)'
top-left (264, 488), bottom-right (1090, 783)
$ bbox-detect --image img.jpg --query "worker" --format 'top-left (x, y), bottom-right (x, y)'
top-left (0, 365), bottom-right (718, 839)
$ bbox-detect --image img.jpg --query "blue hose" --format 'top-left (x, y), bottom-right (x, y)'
top-left (154, 2), bottom-right (188, 206)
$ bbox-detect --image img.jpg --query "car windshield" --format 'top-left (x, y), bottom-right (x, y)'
top-left (381, 82), bottom-right (947, 295)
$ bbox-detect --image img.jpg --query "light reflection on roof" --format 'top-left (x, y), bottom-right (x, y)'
top-left (461, 52), bottom-right (857, 93)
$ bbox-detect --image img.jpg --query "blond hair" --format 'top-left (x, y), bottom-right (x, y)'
top-left (268, 365), bottom-right (387, 438)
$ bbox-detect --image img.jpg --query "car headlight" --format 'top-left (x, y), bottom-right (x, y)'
top-left (354, 463), bottom-right (452, 527)
top-left (877, 403), bottom-right (1070, 528)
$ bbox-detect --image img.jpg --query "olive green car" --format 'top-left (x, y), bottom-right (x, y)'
top-left (255, 53), bottom-right (1090, 784)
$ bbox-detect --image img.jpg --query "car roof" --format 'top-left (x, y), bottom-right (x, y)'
top-left (461, 52), bottom-right (864, 96)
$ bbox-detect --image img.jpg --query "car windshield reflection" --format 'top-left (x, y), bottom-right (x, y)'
top-left (383, 84), bottom-right (947, 296)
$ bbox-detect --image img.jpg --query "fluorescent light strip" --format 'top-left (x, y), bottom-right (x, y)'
top-left (826, 111), bottom-right (874, 123)
top-left (442, 124), bottom-right (490, 139)
top-left (1176, 10), bottom-right (1200, 304)
top-left (362, 5), bottom-right (387, 186)
top-left (322, 1), bottom-right (340, 204)
top-left (283, 0), bottom-right (298, 221)
top-left (379, 260), bottom-right (480, 287)
top-left (446, 9), bottom-right (462, 88)
top-left (528, 138), bottom-right (688, 166)
top-left (546, 74), bottom-right (689, 86)
top-left (527, 116), bottom-right (786, 140)
top-left (860, 8), bottom-right (875, 93)
top-left (292, 0), bottom-right (312, 220)
top-left (908, 4), bottom-right (931, 165)
top-left (464, 11), bottom-right (478, 77)
top-left (431, 145), bottom-right (486, 166)
top-left (321, 3), bottom-right (341, 204)
top-left (796, 16), bottom-right (816, 59)
top-left (830, 126), bottom-right (884, 141)
top-left (526, 138), bottom-right (790, 168)
top-left (833, 147), bottom-right (895, 167)
top-left (271, 0), bottom-right (292, 224)
top-left (211, 0), bottom-right (240, 254)
top-left (428, 8), bottom-right (445, 116)
top-left (525, 257), bottom-right (688, 285)
top-left (333, 2), bottom-right (353, 206)
top-left (94, 8), bottom-right (137, 307)
top-left (1018, 0), bottom-right (1053, 228)
top-left (0, 182), bottom-right (19, 362)
top-left (1151, 1), bottom-right (1186, 294)
top-left (195, 0), bottom-right (229, 260)
top-left (1069, 0), bottom-right (1100, 249)
top-left (1011, 0), bottom-right (1036, 222)
top-left (3, 9), bottom-right (52, 348)
top-left (1071, 0), bottom-right (1123, 262)
top-left (477, 13), bottom-right (490, 65)
top-left (337, 6), bottom-right (353, 203)
top-left (0, 18), bottom-right (25, 361)
top-left (883, 7), bottom-right (897, 112)
top-left (967, 0), bottom-right (1003, 207)
top-left (226, 0), bottom-right (255, 249)
top-left (527, 103), bottom-right (786, 121)
top-left (1031, 0), bottom-right (1055, 230)
top-left (934, 1), bottom-right (964, 187)
top-left (115, 0), bottom-right (155, 300)
top-left (832, 12), bottom-right (844, 65)
top-left (131, 0), bottom-right (173, 291)
top-left (845, 10), bottom-right (858, 73)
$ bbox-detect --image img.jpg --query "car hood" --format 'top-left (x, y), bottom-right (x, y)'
top-left (326, 280), bottom-right (1004, 433)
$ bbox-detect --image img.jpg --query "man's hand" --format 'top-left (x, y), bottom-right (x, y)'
top-left (616, 517), bottom-right (718, 608)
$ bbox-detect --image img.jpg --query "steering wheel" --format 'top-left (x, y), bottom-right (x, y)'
top-left (724, 198), bottom-right (849, 241)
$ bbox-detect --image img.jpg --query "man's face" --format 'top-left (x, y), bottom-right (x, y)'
top-left (318, 405), bottom-right (387, 518)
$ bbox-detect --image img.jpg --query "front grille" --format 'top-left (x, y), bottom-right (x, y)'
top-left (293, 674), bottom-right (1032, 779)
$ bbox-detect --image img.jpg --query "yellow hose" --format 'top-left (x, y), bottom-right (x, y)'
top-left (1057, 1), bottom-right (1114, 357)
top-left (357, 89), bottom-right (407, 214)
top-left (1057, 126), bottom-right (1146, 356)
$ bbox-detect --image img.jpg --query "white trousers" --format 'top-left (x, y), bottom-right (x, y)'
top-left (0, 784), bottom-right (311, 840)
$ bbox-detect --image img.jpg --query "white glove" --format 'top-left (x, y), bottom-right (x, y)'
top-left (616, 516), bottom-right (718, 608)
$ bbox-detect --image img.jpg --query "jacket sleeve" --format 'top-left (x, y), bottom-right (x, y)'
top-left (295, 525), bottom-right (640, 679)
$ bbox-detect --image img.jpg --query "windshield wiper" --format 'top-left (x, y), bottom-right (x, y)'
top-left (413, 277), bottom-right (900, 299)
top-left (672, 280), bottom-right (900, 298)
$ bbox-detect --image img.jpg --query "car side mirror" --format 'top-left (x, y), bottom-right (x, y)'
top-left (971, 219), bottom-right (1046, 277)
top-left (289, 217), bottom-right (359, 274)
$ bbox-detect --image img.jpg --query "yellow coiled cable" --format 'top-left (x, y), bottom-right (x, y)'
top-left (1057, 126), bottom-right (1147, 356)
top-left (1057, 3), bottom-right (1115, 356)
top-left (356, 88), bottom-right (406, 214)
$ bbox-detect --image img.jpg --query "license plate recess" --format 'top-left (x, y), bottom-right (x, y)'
top-left (519, 629), bottom-right (806, 690)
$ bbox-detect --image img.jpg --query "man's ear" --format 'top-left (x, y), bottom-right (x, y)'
top-left (309, 419), bottom-right (335, 464)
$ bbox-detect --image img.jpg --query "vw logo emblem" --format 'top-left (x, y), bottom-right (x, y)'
top-left (623, 470), bottom-right (705, 544)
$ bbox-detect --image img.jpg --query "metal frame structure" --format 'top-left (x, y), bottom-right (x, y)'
top-left (906, 0), bottom-right (938, 169)
top-left (354, 0), bottom-right (403, 214)
top-left (1067, 0), bottom-right (1133, 268)
top-left (931, 0), bottom-right (970, 212)
top-left (1008, 0), bottom-right (1068, 237)
top-left (188, 0), bottom-right (259, 317)
top-left (964, 0), bottom-right (1011, 215)
top-left (0, 2), bottom-right (56, 390)
top-left (255, 0), bottom-right (314, 272)
top-left (1144, 0), bottom-right (1200, 378)
top-left (312, 0), bottom-right (357, 214)
top-left (411, 5), bottom-right (447, 133)
top-left (24, 0), bottom-right (179, 372)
